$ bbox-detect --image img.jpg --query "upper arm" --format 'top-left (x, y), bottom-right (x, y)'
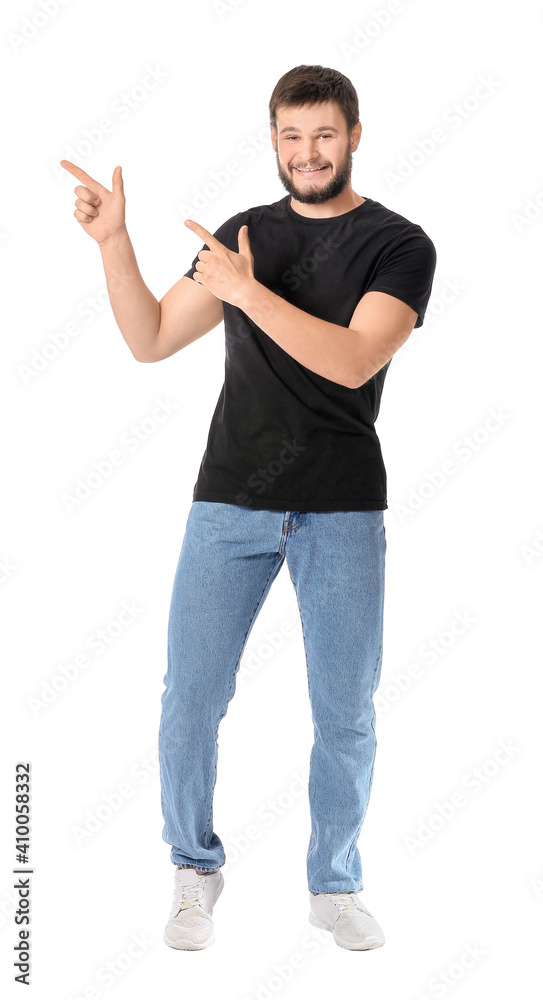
top-left (142, 213), bottom-right (243, 362)
top-left (348, 290), bottom-right (418, 387)
top-left (142, 275), bottom-right (224, 362)
top-left (348, 228), bottom-right (437, 387)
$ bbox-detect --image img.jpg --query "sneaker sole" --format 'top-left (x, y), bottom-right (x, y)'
top-left (164, 874), bottom-right (224, 951)
top-left (308, 911), bottom-right (385, 950)
top-left (163, 930), bottom-right (215, 950)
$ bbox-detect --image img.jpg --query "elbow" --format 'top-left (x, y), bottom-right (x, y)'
top-left (130, 345), bottom-right (158, 363)
top-left (343, 369), bottom-right (366, 390)
top-left (343, 357), bottom-right (369, 390)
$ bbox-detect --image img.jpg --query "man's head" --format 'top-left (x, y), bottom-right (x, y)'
top-left (269, 65), bottom-right (362, 205)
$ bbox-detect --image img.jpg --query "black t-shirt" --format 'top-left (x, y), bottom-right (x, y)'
top-left (183, 194), bottom-right (437, 512)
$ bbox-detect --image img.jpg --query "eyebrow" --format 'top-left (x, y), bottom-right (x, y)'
top-left (278, 125), bottom-right (339, 135)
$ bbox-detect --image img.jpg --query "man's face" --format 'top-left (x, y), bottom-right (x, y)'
top-left (272, 100), bottom-right (360, 205)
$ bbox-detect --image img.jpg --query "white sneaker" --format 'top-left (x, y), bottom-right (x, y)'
top-left (164, 866), bottom-right (224, 950)
top-left (309, 890), bottom-right (385, 950)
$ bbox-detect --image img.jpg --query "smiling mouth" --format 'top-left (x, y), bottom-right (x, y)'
top-left (293, 165), bottom-right (329, 174)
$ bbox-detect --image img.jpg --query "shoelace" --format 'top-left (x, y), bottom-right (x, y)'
top-left (174, 876), bottom-right (206, 913)
top-left (321, 892), bottom-right (365, 912)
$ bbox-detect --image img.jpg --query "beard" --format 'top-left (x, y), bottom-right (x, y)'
top-left (275, 144), bottom-right (353, 204)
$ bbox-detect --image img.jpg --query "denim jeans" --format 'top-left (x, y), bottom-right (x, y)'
top-left (158, 500), bottom-right (386, 894)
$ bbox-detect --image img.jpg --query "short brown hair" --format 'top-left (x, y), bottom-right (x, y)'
top-left (269, 64), bottom-right (360, 135)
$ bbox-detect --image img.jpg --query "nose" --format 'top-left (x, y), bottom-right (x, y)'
top-left (292, 139), bottom-right (323, 164)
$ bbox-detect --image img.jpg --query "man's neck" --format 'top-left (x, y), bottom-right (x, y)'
top-left (289, 189), bottom-right (366, 220)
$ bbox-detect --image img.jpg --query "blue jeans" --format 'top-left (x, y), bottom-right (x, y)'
top-left (158, 500), bottom-right (386, 894)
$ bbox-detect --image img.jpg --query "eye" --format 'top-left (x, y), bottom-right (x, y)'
top-left (285, 134), bottom-right (333, 140)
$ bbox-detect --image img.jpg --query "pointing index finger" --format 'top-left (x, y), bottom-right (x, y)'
top-left (60, 159), bottom-right (107, 196)
top-left (185, 219), bottom-right (224, 251)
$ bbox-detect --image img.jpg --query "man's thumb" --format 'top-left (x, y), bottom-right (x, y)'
top-left (113, 165), bottom-right (124, 194)
top-left (239, 224), bottom-right (250, 250)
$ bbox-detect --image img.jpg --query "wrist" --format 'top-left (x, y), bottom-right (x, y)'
top-left (233, 276), bottom-right (262, 314)
top-left (98, 225), bottom-right (128, 250)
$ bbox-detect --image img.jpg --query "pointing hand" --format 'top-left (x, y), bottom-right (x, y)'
top-left (60, 161), bottom-right (126, 246)
top-left (185, 219), bottom-right (255, 307)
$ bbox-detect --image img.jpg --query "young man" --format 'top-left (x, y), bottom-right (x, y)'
top-left (61, 64), bottom-right (436, 953)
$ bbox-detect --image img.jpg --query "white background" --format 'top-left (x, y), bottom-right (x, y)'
top-left (1, 0), bottom-right (542, 996)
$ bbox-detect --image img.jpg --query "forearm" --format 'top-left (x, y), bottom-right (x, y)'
top-left (98, 226), bottom-right (160, 360)
top-left (236, 280), bottom-right (363, 389)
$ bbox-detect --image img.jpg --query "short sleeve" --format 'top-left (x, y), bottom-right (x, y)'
top-left (364, 229), bottom-right (437, 328)
top-left (183, 213), bottom-right (245, 281)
